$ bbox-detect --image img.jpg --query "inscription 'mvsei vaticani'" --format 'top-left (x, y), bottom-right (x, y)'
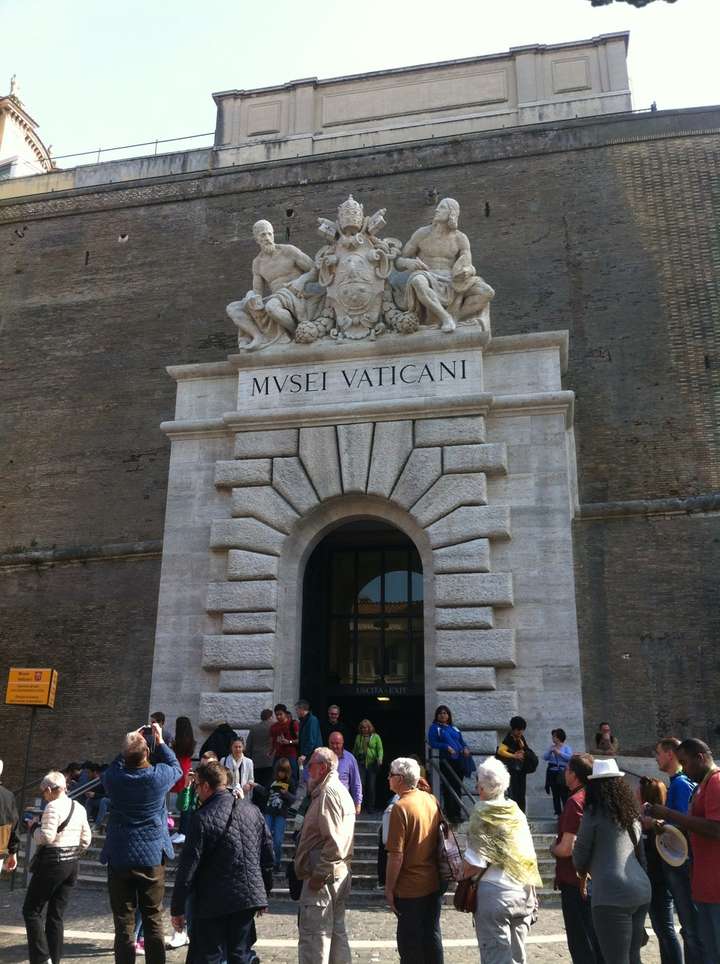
top-left (249, 357), bottom-right (468, 397)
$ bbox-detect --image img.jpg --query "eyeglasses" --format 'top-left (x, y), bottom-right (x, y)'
top-left (388, 771), bottom-right (400, 778)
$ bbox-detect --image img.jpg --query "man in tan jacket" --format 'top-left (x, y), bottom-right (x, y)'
top-left (294, 746), bottom-right (355, 964)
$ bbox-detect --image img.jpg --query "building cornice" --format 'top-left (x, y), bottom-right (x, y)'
top-left (1, 106), bottom-right (719, 223)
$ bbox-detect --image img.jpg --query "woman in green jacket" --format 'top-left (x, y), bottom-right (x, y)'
top-left (353, 719), bottom-right (384, 813)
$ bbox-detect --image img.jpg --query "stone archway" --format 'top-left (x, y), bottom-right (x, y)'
top-left (200, 414), bottom-right (518, 747)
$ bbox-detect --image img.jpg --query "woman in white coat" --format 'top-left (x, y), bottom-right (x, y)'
top-left (23, 771), bottom-right (92, 964)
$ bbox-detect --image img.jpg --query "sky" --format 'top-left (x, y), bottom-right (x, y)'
top-left (4, 0), bottom-right (719, 163)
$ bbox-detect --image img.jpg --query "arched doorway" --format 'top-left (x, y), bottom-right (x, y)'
top-left (301, 519), bottom-right (426, 791)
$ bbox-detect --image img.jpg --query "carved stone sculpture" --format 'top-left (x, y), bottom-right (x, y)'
top-left (226, 220), bottom-right (317, 351)
top-left (314, 196), bottom-right (400, 341)
top-left (225, 195), bottom-right (494, 350)
top-left (394, 198), bottom-right (494, 332)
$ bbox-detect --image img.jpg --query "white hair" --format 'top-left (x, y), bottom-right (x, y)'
top-left (390, 757), bottom-right (420, 789)
top-left (40, 771), bottom-right (66, 792)
top-left (475, 757), bottom-right (510, 799)
top-left (312, 747), bottom-right (338, 771)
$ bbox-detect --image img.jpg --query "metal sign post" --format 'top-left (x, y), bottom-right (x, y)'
top-left (5, 667), bottom-right (58, 890)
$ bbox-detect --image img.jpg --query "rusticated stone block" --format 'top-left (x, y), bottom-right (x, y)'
top-left (427, 506), bottom-right (511, 548)
top-left (337, 422), bottom-right (373, 493)
top-left (463, 731), bottom-right (501, 754)
top-left (436, 629), bottom-right (516, 667)
top-left (219, 669), bottom-right (274, 692)
top-left (223, 612), bottom-right (276, 634)
top-left (437, 691), bottom-right (518, 729)
top-left (436, 607), bottom-right (494, 629)
top-left (391, 448), bottom-right (442, 508)
top-left (214, 459), bottom-right (272, 487)
top-left (202, 634), bottom-right (274, 668)
top-left (415, 416), bottom-right (485, 447)
top-left (444, 443), bottom-right (508, 476)
top-left (210, 519), bottom-right (285, 556)
top-left (435, 572), bottom-right (513, 607)
top-left (272, 457), bottom-right (319, 515)
top-left (234, 429), bottom-right (298, 459)
top-left (200, 692), bottom-right (272, 729)
top-left (433, 538), bottom-right (490, 574)
top-left (411, 473), bottom-right (487, 528)
top-left (367, 420), bottom-right (413, 497)
top-left (206, 580), bottom-right (277, 612)
top-left (435, 667), bottom-right (497, 690)
top-left (227, 549), bottom-right (278, 581)
top-left (299, 426), bottom-right (342, 500)
top-left (231, 486), bottom-right (299, 534)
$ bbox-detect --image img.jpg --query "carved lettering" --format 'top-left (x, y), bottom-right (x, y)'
top-left (247, 357), bottom-right (468, 398)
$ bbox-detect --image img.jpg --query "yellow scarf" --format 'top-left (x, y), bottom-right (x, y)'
top-left (468, 798), bottom-right (543, 887)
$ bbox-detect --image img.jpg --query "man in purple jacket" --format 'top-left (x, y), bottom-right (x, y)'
top-left (329, 732), bottom-right (362, 814)
top-left (101, 721), bottom-right (182, 964)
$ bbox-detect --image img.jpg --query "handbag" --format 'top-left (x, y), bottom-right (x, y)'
top-left (453, 868), bottom-right (486, 913)
top-left (522, 746), bottom-right (539, 775)
top-left (437, 812), bottom-right (464, 883)
top-left (29, 801), bottom-right (76, 873)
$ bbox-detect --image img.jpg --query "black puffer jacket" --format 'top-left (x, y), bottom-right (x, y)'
top-left (171, 790), bottom-right (274, 918)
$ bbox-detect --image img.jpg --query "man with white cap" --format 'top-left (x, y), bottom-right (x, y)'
top-left (0, 760), bottom-right (20, 875)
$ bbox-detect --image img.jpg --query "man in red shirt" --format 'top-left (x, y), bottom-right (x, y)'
top-left (550, 752), bottom-right (604, 964)
top-left (270, 704), bottom-right (299, 781)
top-left (647, 738), bottom-right (720, 961)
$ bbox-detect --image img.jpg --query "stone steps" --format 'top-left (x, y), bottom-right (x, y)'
top-left (18, 812), bottom-right (562, 907)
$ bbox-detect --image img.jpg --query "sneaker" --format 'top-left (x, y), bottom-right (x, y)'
top-left (135, 939), bottom-right (145, 955)
top-left (170, 832), bottom-right (185, 844)
top-left (167, 929), bottom-right (189, 949)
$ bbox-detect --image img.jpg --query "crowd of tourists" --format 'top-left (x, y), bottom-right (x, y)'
top-left (1, 701), bottom-right (718, 964)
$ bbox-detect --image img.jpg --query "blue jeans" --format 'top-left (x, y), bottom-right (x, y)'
top-left (648, 880), bottom-right (683, 964)
top-left (663, 862), bottom-right (706, 964)
top-left (265, 813), bottom-right (286, 868)
top-left (696, 902), bottom-right (720, 963)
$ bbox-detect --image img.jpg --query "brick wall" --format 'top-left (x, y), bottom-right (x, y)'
top-left (1, 107), bottom-right (718, 779)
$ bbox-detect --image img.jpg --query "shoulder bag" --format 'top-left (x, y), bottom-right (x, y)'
top-left (453, 867), bottom-right (486, 913)
top-left (436, 809), bottom-right (464, 883)
top-left (29, 801), bottom-right (76, 873)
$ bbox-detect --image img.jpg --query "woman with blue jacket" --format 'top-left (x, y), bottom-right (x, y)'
top-left (428, 704), bottom-right (471, 825)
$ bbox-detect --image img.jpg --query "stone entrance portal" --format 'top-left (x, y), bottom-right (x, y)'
top-left (301, 519), bottom-right (426, 763)
top-left (151, 325), bottom-right (584, 810)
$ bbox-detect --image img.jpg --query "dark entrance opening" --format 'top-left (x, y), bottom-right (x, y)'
top-left (301, 520), bottom-right (425, 805)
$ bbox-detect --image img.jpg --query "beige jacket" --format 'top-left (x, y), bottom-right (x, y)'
top-left (34, 795), bottom-right (92, 851)
top-left (294, 770), bottom-right (355, 882)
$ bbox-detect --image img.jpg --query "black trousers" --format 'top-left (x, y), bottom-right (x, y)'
top-left (439, 757), bottom-right (465, 824)
top-left (559, 883), bottom-right (605, 964)
top-left (23, 857), bottom-right (78, 964)
top-left (190, 909), bottom-right (257, 964)
top-left (395, 891), bottom-right (444, 964)
top-left (107, 864), bottom-right (166, 964)
top-left (591, 903), bottom-right (649, 964)
top-left (508, 768), bottom-right (527, 813)
top-left (549, 770), bottom-right (570, 816)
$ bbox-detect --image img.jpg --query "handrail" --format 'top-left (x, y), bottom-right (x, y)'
top-left (425, 744), bottom-right (475, 822)
top-left (51, 130), bottom-right (215, 164)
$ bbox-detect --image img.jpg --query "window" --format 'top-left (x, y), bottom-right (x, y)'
top-left (327, 545), bottom-right (423, 687)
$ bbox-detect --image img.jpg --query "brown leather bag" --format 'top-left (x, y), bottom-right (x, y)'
top-left (453, 877), bottom-right (477, 912)
top-left (453, 867), bottom-right (486, 913)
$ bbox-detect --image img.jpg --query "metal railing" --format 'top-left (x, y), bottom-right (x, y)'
top-left (426, 744), bottom-right (475, 822)
top-left (50, 130), bottom-right (215, 165)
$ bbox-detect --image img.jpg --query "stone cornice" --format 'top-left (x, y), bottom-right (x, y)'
top-left (1, 106), bottom-right (719, 223)
top-left (491, 390), bottom-right (575, 428)
top-left (486, 330), bottom-right (569, 373)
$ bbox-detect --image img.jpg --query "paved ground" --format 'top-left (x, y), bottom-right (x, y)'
top-left (0, 881), bottom-right (665, 963)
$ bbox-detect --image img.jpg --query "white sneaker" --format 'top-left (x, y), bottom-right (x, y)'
top-left (168, 929), bottom-right (189, 949)
top-left (170, 832), bottom-right (185, 844)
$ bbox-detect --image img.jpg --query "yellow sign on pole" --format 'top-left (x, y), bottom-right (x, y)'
top-left (5, 668), bottom-right (58, 708)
